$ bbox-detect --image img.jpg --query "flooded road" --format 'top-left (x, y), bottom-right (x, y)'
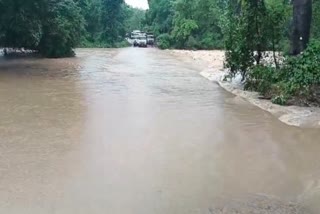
top-left (0, 48), bottom-right (319, 213)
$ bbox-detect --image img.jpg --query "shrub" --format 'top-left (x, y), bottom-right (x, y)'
top-left (272, 95), bottom-right (288, 105)
top-left (281, 40), bottom-right (320, 105)
top-left (172, 19), bottom-right (198, 48)
top-left (285, 41), bottom-right (320, 88)
top-left (199, 33), bottom-right (224, 50)
top-left (157, 33), bottom-right (172, 49)
top-left (245, 66), bottom-right (279, 98)
top-left (184, 36), bottom-right (198, 50)
top-left (245, 40), bottom-right (320, 106)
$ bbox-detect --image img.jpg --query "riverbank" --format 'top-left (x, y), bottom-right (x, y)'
top-left (169, 49), bottom-right (320, 128)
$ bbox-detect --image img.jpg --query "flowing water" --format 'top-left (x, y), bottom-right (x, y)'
top-left (0, 48), bottom-right (319, 214)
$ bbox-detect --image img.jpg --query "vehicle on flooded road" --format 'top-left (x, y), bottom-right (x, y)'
top-left (130, 30), bottom-right (152, 48)
top-left (136, 35), bottom-right (147, 47)
top-left (147, 33), bottom-right (155, 46)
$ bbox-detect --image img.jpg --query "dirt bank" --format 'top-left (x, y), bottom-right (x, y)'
top-left (170, 50), bottom-right (320, 128)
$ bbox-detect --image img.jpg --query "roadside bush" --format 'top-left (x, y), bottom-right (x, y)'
top-left (282, 40), bottom-right (320, 105)
top-left (245, 40), bottom-right (320, 106)
top-left (184, 36), bottom-right (198, 50)
top-left (245, 66), bottom-right (279, 98)
top-left (172, 18), bottom-right (198, 48)
top-left (199, 33), bottom-right (224, 50)
top-left (157, 33), bottom-right (172, 49)
top-left (285, 41), bottom-right (320, 87)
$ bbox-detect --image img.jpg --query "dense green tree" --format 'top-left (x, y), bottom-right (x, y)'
top-left (100, 0), bottom-right (125, 44)
top-left (124, 6), bottom-right (146, 32)
top-left (146, 0), bottom-right (224, 49)
top-left (0, 0), bottom-right (146, 56)
top-left (146, 0), bottom-right (174, 35)
top-left (171, 0), bottom-right (198, 48)
top-left (38, 0), bottom-right (84, 57)
top-left (0, 0), bottom-right (43, 49)
top-left (75, 0), bottom-right (103, 43)
top-left (194, 0), bottom-right (224, 49)
top-left (74, 0), bottom-right (145, 47)
top-left (0, 0), bottom-right (84, 57)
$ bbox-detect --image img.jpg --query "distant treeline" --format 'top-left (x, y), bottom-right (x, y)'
top-left (0, 0), bottom-right (145, 57)
top-left (146, 0), bottom-right (319, 52)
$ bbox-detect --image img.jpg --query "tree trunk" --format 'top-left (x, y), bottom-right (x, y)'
top-left (291, 0), bottom-right (312, 55)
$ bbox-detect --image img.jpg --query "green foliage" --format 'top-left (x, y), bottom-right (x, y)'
top-left (157, 33), bottom-right (172, 49)
top-left (114, 40), bottom-right (131, 48)
top-left (172, 19), bottom-right (198, 48)
top-left (224, 0), bottom-right (320, 106)
top-left (312, 0), bottom-right (320, 39)
top-left (0, 0), bottom-right (84, 57)
top-left (246, 40), bottom-right (320, 106)
top-left (200, 32), bottom-right (224, 49)
top-left (100, 0), bottom-right (126, 44)
top-left (265, 0), bottom-right (290, 51)
top-left (124, 6), bottom-right (146, 33)
top-left (224, 7), bottom-right (254, 79)
top-left (76, 0), bottom-right (103, 43)
top-left (146, 0), bottom-right (224, 50)
top-left (39, 0), bottom-right (84, 57)
top-left (223, 0), bottom-right (289, 79)
top-left (76, 0), bottom-right (145, 48)
top-left (271, 95), bottom-right (288, 105)
top-left (0, 0), bottom-right (43, 49)
top-left (284, 41), bottom-right (320, 88)
top-left (146, 0), bottom-right (175, 35)
top-left (240, 0), bottom-right (320, 106)
top-left (245, 66), bottom-right (277, 97)
top-left (185, 36), bottom-right (198, 50)
top-left (0, 0), bottom-right (146, 56)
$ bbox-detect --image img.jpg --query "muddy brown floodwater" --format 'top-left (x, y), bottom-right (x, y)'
top-left (0, 48), bottom-right (320, 214)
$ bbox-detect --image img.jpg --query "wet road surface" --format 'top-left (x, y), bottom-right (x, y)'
top-left (0, 48), bottom-right (319, 213)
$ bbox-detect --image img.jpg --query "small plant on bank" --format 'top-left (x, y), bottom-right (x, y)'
top-left (244, 66), bottom-right (279, 98)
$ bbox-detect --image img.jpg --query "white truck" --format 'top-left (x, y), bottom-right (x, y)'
top-left (131, 31), bottom-right (151, 48)
top-left (147, 33), bottom-right (155, 46)
top-left (132, 33), bottom-right (147, 47)
top-left (137, 35), bottom-right (147, 47)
